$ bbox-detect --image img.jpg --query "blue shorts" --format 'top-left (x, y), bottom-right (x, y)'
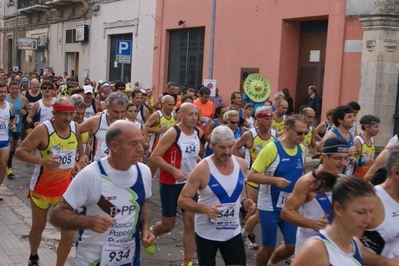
top-left (159, 183), bottom-right (197, 217)
top-left (259, 210), bottom-right (297, 247)
top-left (8, 130), bottom-right (21, 140)
top-left (0, 140), bottom-right (10, 149)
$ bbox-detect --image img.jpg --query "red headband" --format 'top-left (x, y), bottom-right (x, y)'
top-left (53, 105), bottom-right (75, 112)
top-left (256, 112), bottom-right (273, 119)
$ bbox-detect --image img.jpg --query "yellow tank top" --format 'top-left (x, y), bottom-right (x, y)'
top-left (271, 115), bottom-right (286, 132)
top-left (31, 120), bottom-right (78, 196)
top-left (302, 128), bottom-right (313, 152)
top-left (149, 110), bottom-right (176, 152)
top-left (246, 128), bottom-right (276, 189)
top-left (354, 135), bottom-right (375, 178)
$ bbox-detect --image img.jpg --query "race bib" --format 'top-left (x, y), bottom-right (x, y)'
top-left (210, 203), bottom-right (239, 230)
top-left (53, 150), bottom-right (76, 169)
top-left (15, 115), bottom-right (20, 124)
top-left (0, 122), bottom-right (6, 130)
top-left (100, 240), bottom-right (135, 266)
top-left (276, 191), bottom-right (291, 208)
top-left (181, 141), bottom-right (198, 159)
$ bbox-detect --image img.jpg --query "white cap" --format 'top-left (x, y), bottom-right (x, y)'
top-left (83, 85), bottom-right (93, 94)
top-left (98, 80), bottom-right (104, 84)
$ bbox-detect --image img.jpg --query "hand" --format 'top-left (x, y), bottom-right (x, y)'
top-left (73, 163), bottom-right (81, 176)
top-left (173, 169), bottom-right (188, 182)
top-left (34, 122), bottom-right (41, 128)
top-left (364, 157), bottom-right (374, 166)
top-left (89, 215), bottom-right (116, 233)
top-left (205, 204), bottom-right (222, 219)
top-left (79, 154), bottom-right (89, 168)
top-left (158, 126), bottom-right (167, 133)
top-left (20, 109), bottom-right (27, 115)
top-left (11, 124), bottom-right (16, 132)
top-left (244, 199), bottom-right (256, 216)
top-left (348, 146), bottom-right (357, 156)
top-left (141, 228), bottom-right (156, 248)
top-left (274, 177), bottom-right (291, 189)
top-left (311, 214), bottom-right (329, 231)
top-left (41, 156), bottom-right (62, 169)
top-left (348, 156), bottom-right (356, 165)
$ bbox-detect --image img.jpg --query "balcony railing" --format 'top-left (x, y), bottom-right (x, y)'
top-left (18, 0), bottom-right (46, 9)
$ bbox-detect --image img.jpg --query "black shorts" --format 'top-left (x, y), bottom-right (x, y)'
top-left (159, 183), bottom-right (197, 217)
top-left (195, 233), bottom-right (246, 266)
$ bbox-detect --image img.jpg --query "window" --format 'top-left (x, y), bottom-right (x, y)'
top-left (65, 29), bottom-right (78, 44)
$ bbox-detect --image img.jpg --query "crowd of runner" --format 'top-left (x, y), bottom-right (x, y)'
top-left (0, 67), bottom-right (398, 266)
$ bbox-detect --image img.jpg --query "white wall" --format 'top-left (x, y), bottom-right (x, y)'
top-left (89, 0), bottom-right (156, 88)
top-left (48, 20), bottom-right (91, 83)
top-left (0, 1), bottom-right (4, 69)
top-left (346, 0), bottom-right (376, 15)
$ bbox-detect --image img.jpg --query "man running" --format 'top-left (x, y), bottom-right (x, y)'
top-left (15, 97), bottom-right (82, 266)
top-left (5, 81), bottom-right (30, 177)
top-left (0, 82), bottom-right (16, 200)
top-left (178, 126), bottom-right (256, 266)
top-left (149, 103), bottom-right (203, 266)
top-left (248, 114), bottom-right (306, 266)
top-left (50, 120), bottom-right (154, 266)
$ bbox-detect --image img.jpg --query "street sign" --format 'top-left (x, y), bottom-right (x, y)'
top-left (204, 79), bottom-right (217, 96)
top-left (115, 40), bottom-right (132, 63)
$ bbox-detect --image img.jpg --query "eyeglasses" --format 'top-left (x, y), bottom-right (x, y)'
top-left (328, 155), bottom-right (349, 162)
top-left (57, 111), bottom-right (76, 117)
top-left (229, 120), bottom-right (240, 125)
top-left (42, 87), bottom-right (52, 90)
top-left (289, 127), bottom-right (309, 136)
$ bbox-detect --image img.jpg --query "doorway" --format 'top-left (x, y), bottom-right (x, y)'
top-left (295, 20), bottom-right (327, 113)
top-left (66, 52), bottom-right (79, 79)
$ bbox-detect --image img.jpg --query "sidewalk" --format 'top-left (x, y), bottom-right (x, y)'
top-left (0, 185), bottom-right (74, 266)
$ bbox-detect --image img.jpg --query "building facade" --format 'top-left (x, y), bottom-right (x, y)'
top-left (151, 0), bottom-right (399, 145)
top-left (1, 0), bottom-right (156, 88)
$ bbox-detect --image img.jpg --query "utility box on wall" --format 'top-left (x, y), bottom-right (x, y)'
top-left (76, 25), bottom-right (89, 42)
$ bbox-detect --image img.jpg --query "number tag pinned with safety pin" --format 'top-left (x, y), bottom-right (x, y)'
top-left (100, 240), bottom-right (135, 266)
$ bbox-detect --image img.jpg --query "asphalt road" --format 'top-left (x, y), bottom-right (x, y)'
top-left (3, 156), bottom-right (319, 266)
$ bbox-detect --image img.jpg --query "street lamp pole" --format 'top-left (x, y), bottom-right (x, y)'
top-left (207, 0), bottom-right (216, 79)
top-left (14, 0), bottom-right (19, 69)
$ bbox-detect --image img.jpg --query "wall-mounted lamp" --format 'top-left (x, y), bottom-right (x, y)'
top-left (178, 20), bottom-right (185, 26)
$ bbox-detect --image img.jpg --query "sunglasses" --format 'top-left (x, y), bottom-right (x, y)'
top-left (289, 126), bottom-right (309, 136)
top-left (229, 120), bottom-right (240, 125)
top-left (328, 155), bottom-right (349, 162)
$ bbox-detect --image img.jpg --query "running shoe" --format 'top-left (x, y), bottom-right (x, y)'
top-left (285, 255), bottom-right (294, 265)
top-left (7, 167), bottom-right (14, 178)
top-left (144, 226), bottom-right (155, 255)
top-left (181, 262), bottom-right (193, 266)
top-left (28, 259), bottom-right (41, 266)
top-left (246, 234), bottom-right (258, 250)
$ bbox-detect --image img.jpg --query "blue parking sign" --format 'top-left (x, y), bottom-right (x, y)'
top-left (116, 40), bottom-right (132, 63)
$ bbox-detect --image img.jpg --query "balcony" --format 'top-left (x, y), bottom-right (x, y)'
top-left (17, 0), bottom-right (48, 10)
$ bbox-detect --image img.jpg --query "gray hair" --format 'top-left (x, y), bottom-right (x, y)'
top-left (74, 101), bottom-right (86, 110)
top-left (255, 106), bottom-right (272, 116)
top-left (210, 125), bottom-right (234, 145)
top-left (70, 94), bottom-right (83, 102)
top-left (386, 146), bottom-right (399, 177)
top-left (274, 92), bottom-right (284, 100)
top-left (285, 114), bottom-right (306, 128)
top-left (108, 91), bottom-right (128, 107)
top-left (161, 94), bottom-right (174, 104)
top-left (53, 96), bottom-right (68, 106)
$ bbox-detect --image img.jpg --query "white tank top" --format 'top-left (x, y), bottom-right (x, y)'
top-left (314, 230), bottom-right (363, 266)
top-left (361, 186), bottom-right (399, 258)
top-left (38, 99), bottom-right (53, 122)
top-left (176, 128), bottom-right (200, 182)
top-left (296, 191), bottom-right (332, 253)
top-left (195, 156), bottom-right (244, 241)
top-left (0, 101), bottom-right (11, 141)
top-left (85, 104), bottom-right (96, 118)
top-left (136, 105), bottom-right (145, 127)
top-left (94, 113), bottom-right (109, 160)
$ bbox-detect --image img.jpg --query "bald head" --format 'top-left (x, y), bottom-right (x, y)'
top-left (180, 103), bottom-right (197, 114)
top-left (31, 79), bottom-right (40, 86)
top-left (106, 120), bottom-right (141, 147)
top-left (161, 94), bottom-right (175, 104)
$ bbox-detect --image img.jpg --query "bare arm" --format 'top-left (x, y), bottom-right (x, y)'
top-left (364, 150), bottom-right (387, 182)
top-left (281, 176), bottom-right (328, 230)
top-left (178, 161), bottom-right (220, 218)
top-left (144, 112), bottom-right (163, 134)
top-left (50, 198), bottom-right (115, 233)
top-left (152, 94), bottom-right (163, 110)
top-left (95, 99), bottom-right (103, 112)
top-left (248, 168), bottom-right (290, 188)
top-left (291, 238), bottom-right (328, 266)
top-left (362, 246), bottom-right (399, 266)
top-left (233, 131), bottom-right (251, 157)
top-left (79, 115), bottom-right (100, 135)
top-left (26, 102), bottom-right (39, 125)
top-left (204, 120), bottom-right (216, 141)
top-left (314, 122), bottom-right (326, 141)
top-left (140, 198), bottom-right (155, 248)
